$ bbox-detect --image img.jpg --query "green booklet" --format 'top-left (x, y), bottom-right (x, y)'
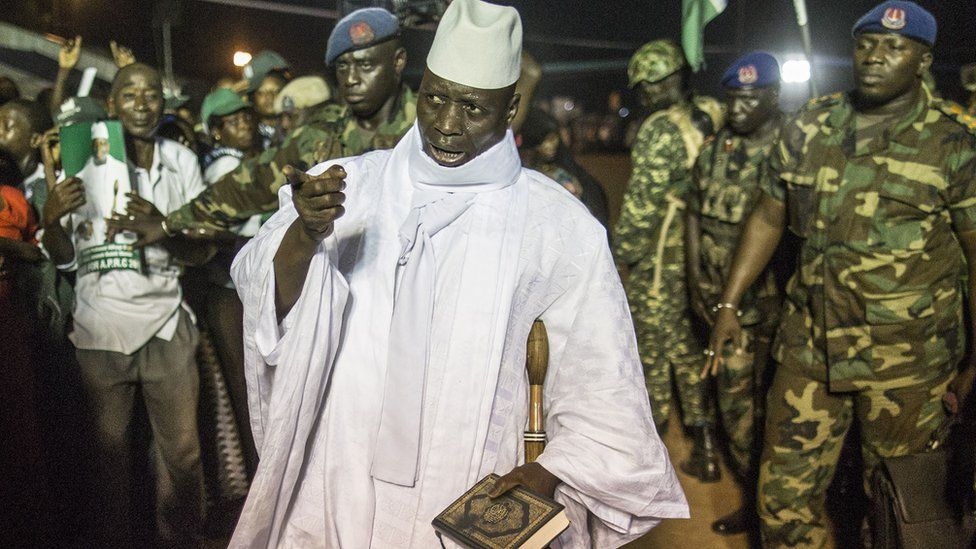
top-left (59, 120), bottom-right (141, 276)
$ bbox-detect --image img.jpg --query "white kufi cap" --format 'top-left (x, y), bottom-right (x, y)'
top-left (90, 121), bottom-right (109, 140)
top-left (426, 0), bottom-right (522, 89)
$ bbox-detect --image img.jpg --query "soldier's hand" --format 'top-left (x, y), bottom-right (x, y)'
top-left (43, 177), bottom-right (85, 227)
top-left (701, 307), bottom-right (743, 378)
top-left (288, 164), bottom-right (346, 242)
top-left (945, 364), bottom-right (976, 414)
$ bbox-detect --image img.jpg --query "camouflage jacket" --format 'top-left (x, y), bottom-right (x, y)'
top-left (613, 95), bottom-right (723, 298)
top-left (689, 123), bottom-right (781, 326)
top-left (765, 87), bottom-right (976, 391)
top-left (167, 85), bottom-right (417, 232)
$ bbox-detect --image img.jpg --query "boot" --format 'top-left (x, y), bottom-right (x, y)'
top-left (680, 424), bottom-right (721, 482)
top-left (711, 507), bottom-right (756, 535)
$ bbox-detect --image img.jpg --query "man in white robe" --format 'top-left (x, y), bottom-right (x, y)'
top-left (230, 1), bottom-right (689, 547)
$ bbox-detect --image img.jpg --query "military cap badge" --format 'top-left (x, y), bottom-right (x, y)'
top-left (738, 65), bottom-right (758, 85)
top-left (882, 7), bottom-right (906, 30)
top-left (349, 22), bottom-right (376, 46)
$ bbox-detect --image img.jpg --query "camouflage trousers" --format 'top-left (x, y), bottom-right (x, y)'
top-left (716, 327), bottom-right (773, 478)
top-left (757, 360), bottom-right (950, 548)
top-left (631, 293), bottom-right (711, 430)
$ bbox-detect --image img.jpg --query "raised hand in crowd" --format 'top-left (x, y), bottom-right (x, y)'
top-left (106, 192), bottom-right (163, 247)
top-left (51, 35), bottom-right (82, 113)
top-left (110, 41), bottom-right (136, 69)
top-left (58, 36), bottom-right (82, 70)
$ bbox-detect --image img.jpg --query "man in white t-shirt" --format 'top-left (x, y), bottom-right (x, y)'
top-left (42, 63), bottom-right (211, 548)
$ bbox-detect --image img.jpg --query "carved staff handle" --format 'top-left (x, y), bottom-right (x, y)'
top-left (524, 320), bottom-right (549, 463)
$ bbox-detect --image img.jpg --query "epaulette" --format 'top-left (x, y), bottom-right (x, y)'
top-left (934, 99), bottom-right (976, 135)
top-left (800, 92), bottom-right (844, 113)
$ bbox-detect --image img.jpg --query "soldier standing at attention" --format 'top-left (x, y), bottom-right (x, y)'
top-left (126, 8), bottom-right (417, 244)
top-left (687, 52), bottom-right (784, 536)
top-left (613, 39), bottom-right (724, 481)
top-left (706, 2), bottom-right (976, 546)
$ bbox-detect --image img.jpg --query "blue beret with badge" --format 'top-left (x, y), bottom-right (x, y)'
top-left (852, 1), bottom-right (936, 47)
top-left (721, 51), bottom-right (781, 89)
top-left (325, 8), bottom-right (400, 66)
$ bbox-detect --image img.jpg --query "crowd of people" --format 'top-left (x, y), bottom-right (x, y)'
top-left (1, 0), bottom-right (976, 547)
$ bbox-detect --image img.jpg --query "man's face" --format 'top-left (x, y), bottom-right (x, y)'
top-left (334, 41), bottom-right (405, 120)
top-left (109, 66), bottom-right (164, 139)
top-left (215, 109), bottom-right (256, 151)
top-left (725, 86), bottom-right (779, 135)
top-left (0, 104), bottom-right (33, 162)
top-left (853, 33), bottom-right (932, 107)
top-left (91, 138), bottom-right (110, 163)
top-left (638, 72), bottom-right (683, 113)
top-left (416, 70), bottom-right (519, 168)
top-left (253, 75), bottom-right (285, 118)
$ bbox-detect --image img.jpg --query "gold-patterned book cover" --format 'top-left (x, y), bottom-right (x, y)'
top-left (431, 473), bottom-right (570, 549)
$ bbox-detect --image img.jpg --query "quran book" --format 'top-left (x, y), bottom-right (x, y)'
top-left (432, 474), bottom-right (570, 549)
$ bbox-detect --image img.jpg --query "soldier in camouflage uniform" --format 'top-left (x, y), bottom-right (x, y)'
top-left (613, 39), bottom-right (725, 481)
top-left (132, 8), bottom-right (417, 243)
top-left (687, 52), bottom-right (784, 536)
top-left (706, 3), bottom-right (976, 546)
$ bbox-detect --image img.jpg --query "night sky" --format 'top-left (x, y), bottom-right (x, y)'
top-left (5, 0), bottom-right (976, 109)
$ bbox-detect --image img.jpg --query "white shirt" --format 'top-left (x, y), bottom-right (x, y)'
top-left (65, 138), bottom-right (205, 354)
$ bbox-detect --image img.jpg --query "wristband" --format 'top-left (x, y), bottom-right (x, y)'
top-left (711, 302), bottom-right (743, 317)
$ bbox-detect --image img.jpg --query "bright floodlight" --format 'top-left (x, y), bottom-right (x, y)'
top-left (233, 51), bottom-right (252, 67)
top-left (782, 59), bottom-right (811, 84)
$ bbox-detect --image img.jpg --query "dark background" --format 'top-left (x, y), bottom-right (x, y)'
top-left (5, 0), bottom-right (976, 111)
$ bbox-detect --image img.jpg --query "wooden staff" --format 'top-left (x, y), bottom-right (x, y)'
top-left (524, 320), bottom-right (549, 463)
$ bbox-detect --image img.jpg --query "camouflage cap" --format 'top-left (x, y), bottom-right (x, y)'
top-left (628, 39), bottom-right (686, 87)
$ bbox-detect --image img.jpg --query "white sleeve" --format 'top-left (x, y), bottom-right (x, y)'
top-left (535, 230), bottom-right (689, 547)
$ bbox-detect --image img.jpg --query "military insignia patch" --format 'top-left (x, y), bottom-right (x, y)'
top-left (882, 8), bottom-right (906, 30)
top-left (738, 65), bottom-right (758, 85)
top-left (349, 22), bottom-right (376, 46)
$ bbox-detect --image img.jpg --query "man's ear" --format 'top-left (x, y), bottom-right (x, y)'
top-left (106, 95), bottom-right (116, 118)
top-left (918, 50), bottom-right (934, 76)
top-left (506, 93), bottom-right (521, 127)
top-left (394, 47), bottom-right (408, 78)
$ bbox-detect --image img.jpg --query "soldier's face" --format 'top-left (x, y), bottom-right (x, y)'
top-left (417, 70), bottom-right (519, 168)
top-left (334, 41), bottom-right (406, 120)
top-left (215, 109), bottom-right (256, 151)
top-left (725, 86), bottom-right (779, 135)
top-left (0, 104), bottom-right (34, 163)
top-left (109, 66), bottom-right (163, 140)
top-left (638, 72), bottom-right (683, 113)
top-left (253, 75), bottom-right (285, 118)
top-left (853, 33), bottom-right (932, 106)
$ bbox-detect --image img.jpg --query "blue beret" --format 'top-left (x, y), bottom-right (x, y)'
top-left (721, 52), bottom-right (781, 88)
top-left (325, 8), bottom-right (400, 66)
top-left (852, 1), bottom-right (936, 47)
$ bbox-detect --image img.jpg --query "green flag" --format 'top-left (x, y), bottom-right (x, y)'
top-left (682, 0), bottom-right (727, 72)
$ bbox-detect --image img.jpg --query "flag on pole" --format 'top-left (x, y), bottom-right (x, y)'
top-left (682, 0), bottom-right (728, 72)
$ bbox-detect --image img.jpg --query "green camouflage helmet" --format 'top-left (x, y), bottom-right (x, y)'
top-left (628, 39), bottom-right (686, 87)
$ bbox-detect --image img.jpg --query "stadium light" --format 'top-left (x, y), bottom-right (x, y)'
top-left (233, 51), bottom-right (252, 67)
top-left (782, 58), bottom-right (811, 84)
